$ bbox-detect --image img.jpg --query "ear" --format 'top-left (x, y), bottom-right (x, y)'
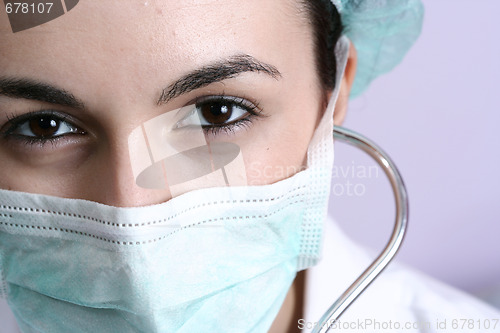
top-left (332, 41), bottom-right (358, 126)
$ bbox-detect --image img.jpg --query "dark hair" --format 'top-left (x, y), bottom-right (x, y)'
top-left (302, 0), bottom-right (343, 91)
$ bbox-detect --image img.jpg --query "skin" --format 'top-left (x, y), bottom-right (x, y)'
top-left (0, 0), bottom-right (356, 331)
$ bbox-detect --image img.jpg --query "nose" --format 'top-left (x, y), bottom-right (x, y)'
top-left (82, 142), bottom-right (173, 208)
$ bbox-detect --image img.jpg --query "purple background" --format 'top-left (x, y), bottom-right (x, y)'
top-left (329, 0), bottom-right (500, 308)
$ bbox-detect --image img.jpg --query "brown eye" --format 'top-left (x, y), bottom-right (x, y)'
top-left (200, 102), bottom-right (233, 125)
top-left (173, 96), bottom-right (260, 135)
top-left (29, 117), bottom-right (60, 137)
top-left (6, 112), bottom-right (84, 140)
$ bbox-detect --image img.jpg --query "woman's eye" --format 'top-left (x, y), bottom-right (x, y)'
top-left (175, 96), bottom-right (262, 134)
top-left (198, 101), bottom-right (247, 126)
top-left (18, 116), bottom-right (79, 137)
top-left (2, 112), bottom-right (84, 143)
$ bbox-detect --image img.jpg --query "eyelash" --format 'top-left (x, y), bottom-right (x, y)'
top-left (1, 110), bottom-right (84, 147)
top-left (193, 95), bottom-right (265, 136)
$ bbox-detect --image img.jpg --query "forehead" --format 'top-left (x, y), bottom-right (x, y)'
top-left (0, 0), bottom-right (309, 98)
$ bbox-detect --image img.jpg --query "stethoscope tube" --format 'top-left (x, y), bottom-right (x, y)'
top-left (312, 126), bottom-right (409, 333)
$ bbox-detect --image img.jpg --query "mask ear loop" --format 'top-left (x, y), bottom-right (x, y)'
top-left (313, 126), bottom-right (410, 333)
top-left (0, 250), bottom-right (6, 299)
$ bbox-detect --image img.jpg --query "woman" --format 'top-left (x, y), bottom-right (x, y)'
top-left (0, 0), bottom-right (498, 332)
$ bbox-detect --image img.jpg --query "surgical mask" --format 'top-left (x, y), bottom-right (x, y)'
top-left (0, 38), bottom-right (349, 333)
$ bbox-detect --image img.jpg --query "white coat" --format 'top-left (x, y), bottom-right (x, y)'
top-left (303, 216), bottom-right (500, 332)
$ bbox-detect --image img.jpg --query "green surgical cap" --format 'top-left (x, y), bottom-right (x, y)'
top-left (332, 0), bottom-right (425, 97)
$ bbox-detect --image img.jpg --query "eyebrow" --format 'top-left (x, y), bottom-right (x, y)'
top-left (0, 55), bottom-right (281, 109)
top-left (0, 78), bottom-right (85, 109)
top-left (157, 54), bottom-right (281, 105)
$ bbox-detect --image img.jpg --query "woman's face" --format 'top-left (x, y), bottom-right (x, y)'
top-left (0, 0), bottom-right (326, 207)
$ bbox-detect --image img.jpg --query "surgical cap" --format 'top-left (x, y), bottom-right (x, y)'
top-left (332, 0), bottom-right (425, 97)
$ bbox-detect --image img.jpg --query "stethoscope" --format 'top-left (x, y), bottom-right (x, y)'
top-left (312, 126), bottom-right (409, 333)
